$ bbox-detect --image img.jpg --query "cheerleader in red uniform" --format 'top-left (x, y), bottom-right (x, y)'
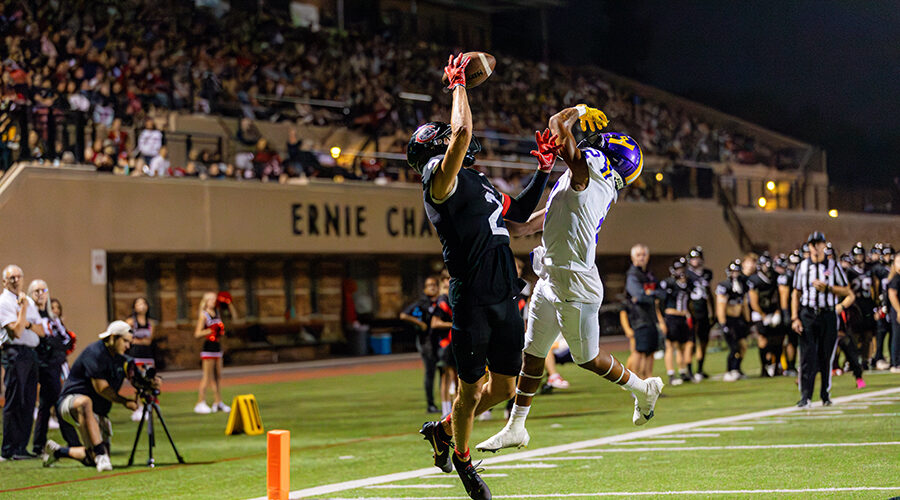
top-left (194, 292), bottom-right (237, 414)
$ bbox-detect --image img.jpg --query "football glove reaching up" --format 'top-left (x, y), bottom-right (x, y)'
top-left (444, 53), bottom-right (471, 90)
top-left (575, 104), bottom-right (609, 132)
top-left (530, 128), bottom-right (562, 172)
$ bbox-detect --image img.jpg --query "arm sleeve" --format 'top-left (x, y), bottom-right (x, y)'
top-left (834, 264), bottom-right (848, 286)
top-left (626, 273), bottom-right (655, 305)
top-left (0, 298), bottom-right (16, 328)
top-left (501, 170), bottom-right (550, 223)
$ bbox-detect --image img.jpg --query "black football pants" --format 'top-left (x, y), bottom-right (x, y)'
top-left (32, 363), bottom-right (63, 453)
top-left (2, 346), bottom-right (38, 457)
top-left (798, 309), bottom-right (838, 402)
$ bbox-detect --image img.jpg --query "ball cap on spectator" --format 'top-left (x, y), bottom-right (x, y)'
top-left (806, 231), bottom-right (827, 244)
top-left (99, 320), bottom-right (133, 339)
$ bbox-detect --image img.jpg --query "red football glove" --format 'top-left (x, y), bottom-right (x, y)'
top-left (443, 53), bottom-right (470, 90)
top-left (530, 128), bottom-right (562, 172)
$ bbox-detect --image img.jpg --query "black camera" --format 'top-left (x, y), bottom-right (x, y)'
top-left (127, 362), bottom-right (159, 401)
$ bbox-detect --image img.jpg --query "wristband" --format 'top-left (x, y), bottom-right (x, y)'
top-left (575, 104), bottom-right (587, 117)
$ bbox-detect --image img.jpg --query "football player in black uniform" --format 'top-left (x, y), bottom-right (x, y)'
top-left (870, 244), bottom-right (891, 369)
top-left (748, 253), bottom-right (783, 377)
top-left (717, 260), bottom-right (750, 381)
top-left (846, 243), bottom-right (877, 371)
top-left (778, 251), bottom-right (802, 376)
top-left (400, 276), bottom-right (441, 413)
top-left (686, 246), bottom-right (713, 380)
top-left (660, 258), bottom-right (693, 385)
top-left (410, 53), bottom-right (554, 500)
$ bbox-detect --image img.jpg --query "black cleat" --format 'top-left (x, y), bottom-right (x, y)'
top-left (420, 421), bottom-right (453, 473)
top-left (452, 452), bottom-right (491, 500)
top-left (822, 399), bottom-right (833, 407)
top-left (796, 398), bottom-right (811, 409)
top-left (427, 404), bottom-right (441, 414)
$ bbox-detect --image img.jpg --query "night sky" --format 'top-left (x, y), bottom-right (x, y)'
top-left (492, 0), bottom-right (900, 188)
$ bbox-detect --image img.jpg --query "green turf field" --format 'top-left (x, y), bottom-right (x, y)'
top-left (2, 349), bottom-right (898, 499)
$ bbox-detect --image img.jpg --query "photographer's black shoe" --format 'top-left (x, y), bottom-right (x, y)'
top-left (419, 421), bottom-right (452, 473)
top-left (452, 452), bottom-right (491, 500)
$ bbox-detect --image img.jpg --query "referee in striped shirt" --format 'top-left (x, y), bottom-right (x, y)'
top-left (791, 231), bottom-right (851, 408)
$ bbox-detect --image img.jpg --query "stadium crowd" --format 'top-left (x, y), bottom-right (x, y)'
top-left (1, 0), bottom-right (799, 183)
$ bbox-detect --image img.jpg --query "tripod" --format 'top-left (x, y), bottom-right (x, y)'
top-left (128, 392), bottom-right (185, 467)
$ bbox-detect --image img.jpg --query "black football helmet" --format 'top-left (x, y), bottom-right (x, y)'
top-left (670, 257), bottom-right (687, 277)
top-left (688, 246), bottom-right (704, 260)
top-left (407, 122), bottom-right (481, 174)
top-left (727, 259), bottom-right (741, 274)
top-left (851, 242), bottom-right (865, 256)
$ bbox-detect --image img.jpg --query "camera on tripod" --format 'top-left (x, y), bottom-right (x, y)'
top-left (126, 361), bottom-right (184, 467)
top-left (128, 362), bottom-right (160, 402)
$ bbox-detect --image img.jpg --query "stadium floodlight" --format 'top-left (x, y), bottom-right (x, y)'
top-left (766, 181), bottom-right (776, 191)
top-left (758, 197), bottom-right (767, 208)
top-left (330, 147), bottom-right (341, 159)
top-left (828, 209), bottom-right (839, 218)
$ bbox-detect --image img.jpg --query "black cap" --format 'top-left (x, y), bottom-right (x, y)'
top-left (807, 231), bottom-right (826, 244)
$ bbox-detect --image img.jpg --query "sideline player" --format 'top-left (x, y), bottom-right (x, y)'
top-left (408, 53), bottom-right (554, 500)
top-left (661, 257), bottom-right (693, 385)
top-left (475, 104), bottom-right (663, 453)
top-left (718, 260), bottom-right (750, 381)
top-left (748, 253), bottom-right (783, 377)
top-left (686, 247), bottom-right (713, 380)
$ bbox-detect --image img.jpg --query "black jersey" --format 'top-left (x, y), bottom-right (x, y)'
top-left (716, 278), bottom-right (747, 307)
top-left (847, 265), bottom-right (876, 303)
top-left (686, 267), bottom-right (713, 317)
top-left (423, 156), bottom-right (521, 305)
top-left (660, 277), bottom-right (690, 313)
top-left (747, 271), bottom-right (779, 314)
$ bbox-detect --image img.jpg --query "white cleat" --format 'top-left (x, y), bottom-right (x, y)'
top-left (475, 424), bottom-right (530, 452)
top-left (633, 377), bottom-right (664, 426)
top-left (95, 453), bottom-right (113, 472)
top-left (42, 440), bottom-right (61, 467)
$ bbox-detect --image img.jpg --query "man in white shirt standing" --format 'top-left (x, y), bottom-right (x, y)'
top-left (0, 265), bottom-right (45, 460)
top-left (478, 106), bottom-right (663, 452)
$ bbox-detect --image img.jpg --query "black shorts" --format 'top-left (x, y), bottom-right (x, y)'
top-left (754, 322), bottom-right (783, 339)
top-left (725, 316), bottom-right (749, 340)
top-left (665, 316), bottom-right (691, 343)
top-left (634, 325), bottom-right (659, 354)
top-left (692, 315), bottom-right (711, 343)
top-left (450, 296), bottom-right (525, 384)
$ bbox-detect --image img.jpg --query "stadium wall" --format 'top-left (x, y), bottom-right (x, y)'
top-left (0, 164), bottom-right (752, 361)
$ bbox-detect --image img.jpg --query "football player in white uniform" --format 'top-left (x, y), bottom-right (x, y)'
top-left (477, 105), bottom-right (664, 452)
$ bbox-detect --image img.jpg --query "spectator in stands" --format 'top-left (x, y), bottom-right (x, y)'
top-left (107, 118), bottom-right (128, 158)
top-left (0, 265), bottom-right (44, 460)
top-left (251, 138), bottom-right (285, 182)
top-left (147, 145), bottom-right (170, 177)
top-left (136, 119), bottom-right (164, 167)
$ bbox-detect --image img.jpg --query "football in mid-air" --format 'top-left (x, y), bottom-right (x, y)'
top-left (442, 51), bottom-right (496, 89)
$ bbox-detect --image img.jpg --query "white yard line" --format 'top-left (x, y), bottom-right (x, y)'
top-left (692, 426), bottom-right (754, 431)
top-left (478, 463), bottom-right (557, 469)
top-left (524, 456), bottom-right (604, 461)
top-left (421, 474), bottom-right (508, 479)
top-left (656, 433), bottom-right (721, 438)
top-left (326, 486), bottom-right (900, 499)
top-left (616, 439), bottom-right (687, 445)
top-left (575, 442), bottom-right (900, 453)
top-left (256, 386), bottom-right (900, 500)
top-left (364, 484), bottom-right (454, 489)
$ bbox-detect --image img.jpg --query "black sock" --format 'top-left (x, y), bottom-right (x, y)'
top-left (55, 447), bottom-right (70, 459)
top-left (697, 357), bottom-right (705, 373)
top-left (92, 443), bottom-right (107, 457)
top-left (759, 346), bottom-right (768, 369)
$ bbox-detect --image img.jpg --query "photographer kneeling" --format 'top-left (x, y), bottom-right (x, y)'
top-left (42, 321), bottom-right (151, 472)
